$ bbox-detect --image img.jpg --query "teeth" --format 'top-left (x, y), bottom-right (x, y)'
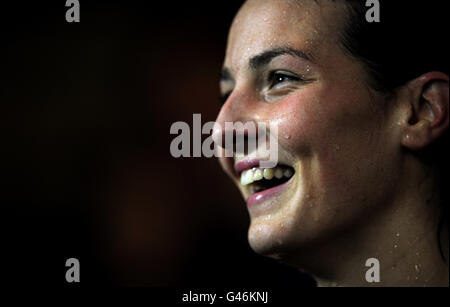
top-left (263, 168), bottom-right (274, 180)
top-left (248, 185), bottom-right (256, 195)
top-left (240, 169), bottom-right (255, 186)
top-left (284, 168), bottom-right (294, 178)
top-left (246, 169), bottom-right (254, 184)
top-left (253, 168), bottom-right (263, 181)
top-left (240, 170), bottom-right (247, 185)
top-left (240, 166), bottom-right (294, 186)
top-left (274, 168), bottom-right (283, 179)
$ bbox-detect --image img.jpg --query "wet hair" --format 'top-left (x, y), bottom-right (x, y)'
top-left (338, 0), bottom-right (448, 260)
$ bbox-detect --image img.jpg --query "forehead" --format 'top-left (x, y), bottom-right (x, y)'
top-left (225, 0), bottom-right (347, 72)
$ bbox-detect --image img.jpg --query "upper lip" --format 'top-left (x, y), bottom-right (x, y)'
top-left (234, 158), bottom-right (263, 175)
top-left (234, 157), bottom-right (294, 177)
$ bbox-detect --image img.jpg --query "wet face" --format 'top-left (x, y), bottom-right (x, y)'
top-left (216, 0), bottom-right (402, 258)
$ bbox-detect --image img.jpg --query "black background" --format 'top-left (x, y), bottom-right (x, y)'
top-left (0, 0), bottom-right (316, 288)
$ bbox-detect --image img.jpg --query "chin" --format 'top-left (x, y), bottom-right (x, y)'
top-left (247, 213), bottom-right (302, 258)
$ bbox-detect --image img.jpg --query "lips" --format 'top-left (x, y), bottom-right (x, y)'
top-left (234, 159), bottom-right (295, 206)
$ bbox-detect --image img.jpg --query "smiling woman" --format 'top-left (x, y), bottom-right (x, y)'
top-left (214, 0), bottom-right (448, 286)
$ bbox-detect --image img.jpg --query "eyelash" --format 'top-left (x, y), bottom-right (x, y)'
top-left (268, 71), bottom-right (301, 89)
top-left (219, 71), bottom-right (304, 105)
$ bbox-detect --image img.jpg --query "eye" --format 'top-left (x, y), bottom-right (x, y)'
top-left (268, 71), bottom-right (301, 89)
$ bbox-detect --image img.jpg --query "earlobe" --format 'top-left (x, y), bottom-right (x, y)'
top-left (401, 120), bottom-right (432, 150)
top-left (400, 72), bottom-right (449, 151)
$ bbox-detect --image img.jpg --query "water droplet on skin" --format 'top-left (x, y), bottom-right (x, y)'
top-left (282, 131), bottom-right (291, 140)
top-left (305, 39), bottom-right (313, 47)
top-left (415, 264), bottom-right (421, 273)
top-left (394, 244), bottom-right (398, 249)
top-left (396, 233), bottom-right (400, 237)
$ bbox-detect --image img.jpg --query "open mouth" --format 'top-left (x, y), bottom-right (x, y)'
top-left (240, 165), bottom-right (295, 195)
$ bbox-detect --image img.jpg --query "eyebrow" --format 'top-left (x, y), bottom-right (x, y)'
top-left (250, 46), bottom-right (314, 70)
top-left (220, 46), bottom-right (314, 82)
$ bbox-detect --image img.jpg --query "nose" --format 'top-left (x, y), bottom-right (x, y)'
top-left (212, 90), bottom-right (258, 156)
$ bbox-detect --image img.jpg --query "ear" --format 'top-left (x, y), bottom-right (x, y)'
top-left (400, 72), bottom-right (449, 151)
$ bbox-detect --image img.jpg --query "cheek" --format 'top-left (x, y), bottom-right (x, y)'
top-left (277, 84), bottom-right (382, 159)
top-left (275, 85), bottom-right (393, 210)
top-left (270, 89), bottom-right (341, 155)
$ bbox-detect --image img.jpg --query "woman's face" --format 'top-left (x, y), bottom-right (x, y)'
top-left (217, 0), bottom-right (401, 258)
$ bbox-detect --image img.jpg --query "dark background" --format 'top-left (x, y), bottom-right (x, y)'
top-left (0, 0), bottom-right (315, 287)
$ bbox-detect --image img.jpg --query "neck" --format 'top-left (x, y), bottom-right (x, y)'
top-left (315, 202), bottom-right (448, 287)
top-left (291, 160), bottom-right (449, 286)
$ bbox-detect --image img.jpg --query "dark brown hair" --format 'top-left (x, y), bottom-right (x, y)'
top-left (339, 0), bottom-right (448, 260)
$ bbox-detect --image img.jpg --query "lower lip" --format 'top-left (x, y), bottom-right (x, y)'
top-left (246, 177), bottom-right (293, 207)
